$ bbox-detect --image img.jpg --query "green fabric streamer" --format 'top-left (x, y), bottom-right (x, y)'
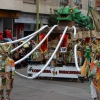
top-left (85, 46), bottom-right (91, 61)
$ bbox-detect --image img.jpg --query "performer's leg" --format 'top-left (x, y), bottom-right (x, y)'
top-left (96, 89), bottom-right (100, 100)
top-left (6, 80), bottom-right (11, 100)
top-left (0, 89), bottom-right (4, 100)
top-left (93, 98), bottom-right (97, 100)
top-left (0, 78), bottom-right (4, 100)
top-left (6, 78), bottom-right (14, 100)
top-left (90, 81), bottom-right (97, 100)
top-left (6, 89), bottom-right (11, 100)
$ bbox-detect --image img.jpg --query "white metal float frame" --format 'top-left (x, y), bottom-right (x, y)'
top-left (0, 25), bottom-right (48, 45)
top-left (15, 25), bottom-right (58, 78)
top-left (71, 25), bottom-right (81, 71)
top-left (72, 26), bottom-right (77, 38)
top-left (74, 38), bottom-right (96, 71)
top-left (74, 44), bottom-right (81, 71)
top-left (15, 25), bottom-right (58, 64)
top-left (11, 29), bottom-right (39, 52)
top-left (15, 26), bottom-right (68, 79)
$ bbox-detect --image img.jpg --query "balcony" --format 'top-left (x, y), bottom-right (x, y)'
top-left (0, 0), bottom-right (59, 14)
top-left (23, 0), bottom-right (36, 4)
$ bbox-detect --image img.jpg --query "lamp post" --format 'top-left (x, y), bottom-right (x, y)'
top-left (36, 0), bottom-right (40, 31)
top-left (35, 0), bottom-right (40, 42)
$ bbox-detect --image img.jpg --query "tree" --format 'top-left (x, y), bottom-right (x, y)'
top-left (48, 8), bottom-right (58, 27)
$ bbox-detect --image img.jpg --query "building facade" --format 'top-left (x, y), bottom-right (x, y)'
top-left (59, 0), bottom-right (88, 15)
top-left (88, 0), bottom-right (100, 11)
top-left (0, 0), bottom-right (99, 39)
top-left (70, 0), bottom-right (100, 13)
top-left (69, 0), bottom-right (88, 15)
top-left (96, 0), bottom-right (100, 13)
top-left (0, 0), bottom-right (60, 38)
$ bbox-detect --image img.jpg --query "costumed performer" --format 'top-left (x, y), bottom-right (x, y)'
top-left (0, 43), bottom-right (15, 100)
top-left (81, 46), bottom-right (100, 100)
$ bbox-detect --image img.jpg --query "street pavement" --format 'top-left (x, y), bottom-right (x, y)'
top-left (9, 68), bottom-right (92, 100)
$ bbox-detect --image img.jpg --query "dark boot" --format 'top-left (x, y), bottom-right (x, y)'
top-left (0, 89), bottom-right (4, 100)
top-left (93, 98), bottom-right (97, 100)
top-left (6, 90), bottom-right (11, 100)
top-left (5, 97), bottom-right (10, 100)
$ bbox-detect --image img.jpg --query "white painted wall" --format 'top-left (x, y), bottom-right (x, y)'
top-left (0, 0), bottom-right (59, 14)
top-left (69, 0), bottom-right (88, 15)
top-left (0, 0), bottom-right (23, 11)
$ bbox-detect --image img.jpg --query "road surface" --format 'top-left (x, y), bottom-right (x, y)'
top-left (10, 68), bottom-right (91, 100)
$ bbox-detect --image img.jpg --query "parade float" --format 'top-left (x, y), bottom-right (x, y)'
top-left (26, 5), bottom-right (96, 82)
top-left (0, 4), bottom-right (100, 100)
top-left (0, 5), bottom-right (100, 85)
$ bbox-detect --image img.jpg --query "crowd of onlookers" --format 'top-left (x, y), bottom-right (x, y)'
top-left (0, 28), bottom-right (12, 42)
top-left (0, 28), bottom-right (36, 69)
top-left (12, 39), bottom-right (36, 69)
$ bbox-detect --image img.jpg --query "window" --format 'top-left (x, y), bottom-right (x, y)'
top-left (97, 6), bottom-right (100, 14)
top-left (23, 0), bottom-right (36, 4)
top-left (74, 0), bottom-right (82, 9)
top-left (88, 0), bottom-right (92, 6)
top-left (78, 4), bottom-right (82, 9)
top-left (97, 6), bottom-right (100, 10)
top-left (88, 0), bottom-right (95, 7)
top-left (60, 0), bottom-right (69, 1)
top-left (74, 0), bottom-right (81, 4)
top-left (60, 0), bottom-right (69, 6)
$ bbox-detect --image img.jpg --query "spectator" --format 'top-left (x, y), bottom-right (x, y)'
top-left (19, 47), bottom-right (28, 68)
top-left (3, 28), bottom-right (12, 42)
top-left (0, 32), bottom-right (4, 40)
top-left (3, 28), bottom-right (7, 38)
top-left (7, 28), bottom-right (12, 39)
top-left (13, 51), bottom-right (21, 69)
top-left (29, 39), bottom-right (36, 51)
top-left (19, 29), bottom-right (24, 39)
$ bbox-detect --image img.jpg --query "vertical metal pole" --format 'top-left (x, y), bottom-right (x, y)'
top-left (88, 0), bottom-right (89, 6)
top-left (40, 21), bottom-right (43, 28)
top-left (36, 0), bottom-right (40, 31)
top-left (12, 19), bottom-right (14, 38)
top-left (36, 0), bottom-right (40, 42)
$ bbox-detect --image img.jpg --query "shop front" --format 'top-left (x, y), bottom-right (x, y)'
top-left (0, 9), bottom-right (19, 36)
top-left (14, 13), bottom-right (48, 39)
